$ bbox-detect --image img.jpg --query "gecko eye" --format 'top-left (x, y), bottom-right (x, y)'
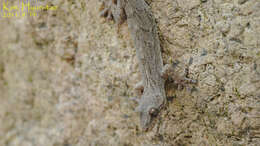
top-left (149, 108), bottom-right (158, 117)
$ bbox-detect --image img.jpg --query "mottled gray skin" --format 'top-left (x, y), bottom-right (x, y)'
top-left (100, 0), bottom-right (167, 131)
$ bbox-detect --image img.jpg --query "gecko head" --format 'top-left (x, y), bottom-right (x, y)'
top-left (136, 93), bottom-right (166, 131)
top-left (138, 105), bottom-right (159, 131)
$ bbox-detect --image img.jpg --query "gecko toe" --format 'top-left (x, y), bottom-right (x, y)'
top-left (100, 7), bottom-right (109, 17)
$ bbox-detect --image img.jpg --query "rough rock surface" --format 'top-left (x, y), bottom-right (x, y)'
top-left (0, 0), bottom-right (259, 145)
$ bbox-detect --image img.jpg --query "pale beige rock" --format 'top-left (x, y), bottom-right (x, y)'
top-left (0, 0), bottom-right (259, 145)
top-left (231, 112), bottom-right (245, 127)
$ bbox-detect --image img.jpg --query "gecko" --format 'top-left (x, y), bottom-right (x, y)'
top-left (100, 0), bottom-right (174, 131)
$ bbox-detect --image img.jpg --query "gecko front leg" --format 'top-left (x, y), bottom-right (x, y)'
top-left (162, 64), bottom-right (197, 87)
top-left (134, 81), bottom-right (144, 97)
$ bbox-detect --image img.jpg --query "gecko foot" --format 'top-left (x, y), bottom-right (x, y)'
top-left (99, 0), bottom-right (126, 25)
top-left (129, 96), bottom-right (140, 103)
top-left (161, 64), bottom-right (174, 80)
top-left (162, 64), bottom-right (197, 90)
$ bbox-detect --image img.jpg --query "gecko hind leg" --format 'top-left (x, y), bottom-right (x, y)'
top-left (99, 0), bottom-right (126, 25)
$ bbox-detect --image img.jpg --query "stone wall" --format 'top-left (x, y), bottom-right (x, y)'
top-left (0, 0), bottom-right (259, 145)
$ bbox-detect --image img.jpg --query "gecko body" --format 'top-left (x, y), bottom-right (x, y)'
top-left (100, 0), bottom-right (169, 131)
